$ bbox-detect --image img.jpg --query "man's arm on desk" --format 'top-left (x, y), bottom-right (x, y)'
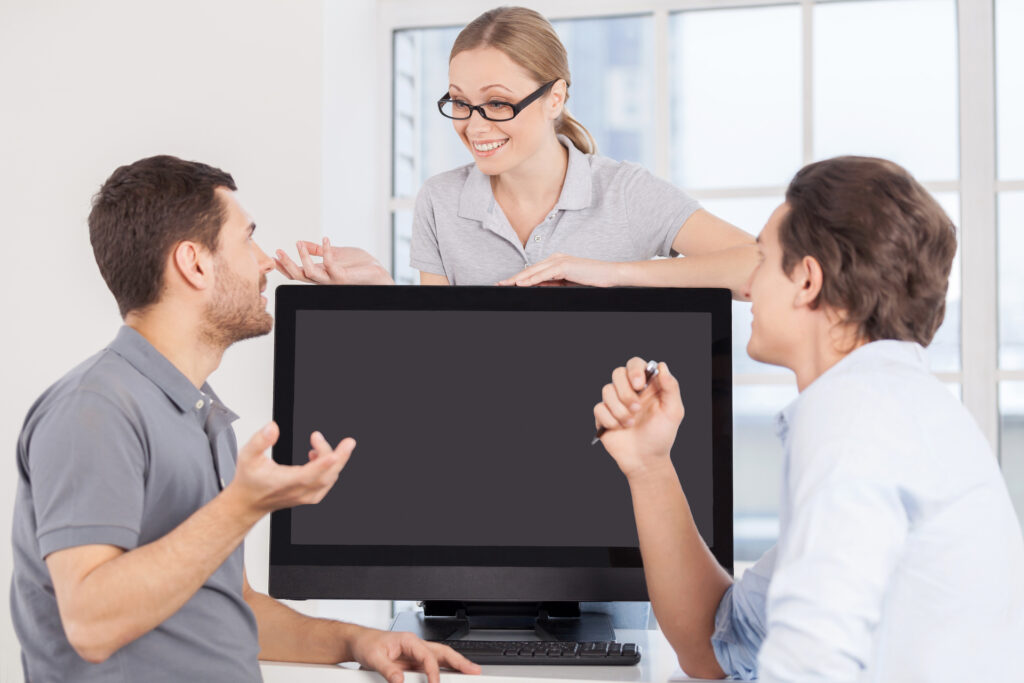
top-left (244, 574), bottom-right (480, 683)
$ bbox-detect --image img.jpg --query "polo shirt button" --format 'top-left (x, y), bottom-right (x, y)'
top-left (534, 235), bottom-right (541, 242)
top-left (195, 399), bottom-right (204, 410)
top-left (220, 477), bottom-right (226, 488)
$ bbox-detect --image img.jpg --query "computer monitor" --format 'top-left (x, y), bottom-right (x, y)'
top-left (269, 285), bottom-right (732, 640)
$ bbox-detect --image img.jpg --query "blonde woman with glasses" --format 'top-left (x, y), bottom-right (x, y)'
top-left (277, 6), bottom-right (757, 294)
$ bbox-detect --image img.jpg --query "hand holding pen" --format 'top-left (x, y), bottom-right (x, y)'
top-left (592, 358), bottom-right (685, 480)
top-left (592, 360), bottom-right (660, 445)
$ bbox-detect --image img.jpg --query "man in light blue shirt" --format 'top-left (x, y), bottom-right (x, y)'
top-left (592, 156), bottom-right (1024, 681)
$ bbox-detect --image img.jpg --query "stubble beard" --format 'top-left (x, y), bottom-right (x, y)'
top-left (200, 259), bottom-right (273, 350)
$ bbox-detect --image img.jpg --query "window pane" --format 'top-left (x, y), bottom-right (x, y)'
top-left (928, 192), bottom-right (961, 372)
top-left (392, 210), bottom-right (416, 285)
top-left (552, 15), bottom-right (654, 167)
top-left (997, 0), bottom-right (1024, 180)
top-left (999, 192), bottom-right (1024, 368)
top-left (699, 196), bottom-right (788, 376)
top-left (999, 382), bottom-right (1024, 528)
top-left (392, 27), bottom-right (467, 199)
top-left (733, 384), bottom-right (797, 561)
top-left (670, 5), bottom-right (802, 189)
top-left (814, 0), bottom-right (958, 182)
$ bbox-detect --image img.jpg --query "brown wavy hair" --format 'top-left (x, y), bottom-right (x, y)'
top-left (450, 6), bottom-right (596, 155)
top-left (778, 156), bottom-right (957, 346)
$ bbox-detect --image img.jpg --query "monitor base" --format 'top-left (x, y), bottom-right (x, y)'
top-left (391, 602), bottom-right (616, 643)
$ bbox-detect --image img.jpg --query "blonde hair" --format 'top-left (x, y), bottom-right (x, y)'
top-left (450, 6), bottom-right (597, 155)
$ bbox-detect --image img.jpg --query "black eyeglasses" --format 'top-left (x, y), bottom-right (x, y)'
top-left (437, 80), bottom-right (558, 121)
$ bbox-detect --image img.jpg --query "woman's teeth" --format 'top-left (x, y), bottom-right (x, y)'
top-left (474, 140), bottom-right (507, 152)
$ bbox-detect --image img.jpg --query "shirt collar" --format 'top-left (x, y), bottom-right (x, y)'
top-left (108, 325), bottom-right (238, 423)
top-left (457, 134), bottom-right (593, 223)
top-left (774, 339), bottom-right (928, 442)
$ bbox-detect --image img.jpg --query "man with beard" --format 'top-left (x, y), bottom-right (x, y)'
top-left (10, 156), bottom-right (481, 683)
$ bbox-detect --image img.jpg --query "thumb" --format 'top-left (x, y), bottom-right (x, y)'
top-left (655, 363), bottom-right (684, 417)
top-left (241, 421), bottom-right (279, 460)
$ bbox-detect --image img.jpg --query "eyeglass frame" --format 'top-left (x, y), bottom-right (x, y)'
top-left (436, 80), bottom-right (559, 121)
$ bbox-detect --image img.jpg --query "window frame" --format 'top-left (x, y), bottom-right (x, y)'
top-left (377, 0), bottom-right (1003, 447)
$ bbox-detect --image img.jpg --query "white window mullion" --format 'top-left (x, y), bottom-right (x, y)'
top-left (801, 0), bottom-right (814, 165)
top-left (958, 0), bottom-right (999, 451)
top-left (654, 9), bottom-right (672, 180)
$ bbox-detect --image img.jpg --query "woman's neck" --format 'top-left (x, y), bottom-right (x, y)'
top-left (490, 133), bottom-right (569, 209)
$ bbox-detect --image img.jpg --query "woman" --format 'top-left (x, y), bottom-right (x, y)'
top-left (276, 7), bottom-right (757, 293)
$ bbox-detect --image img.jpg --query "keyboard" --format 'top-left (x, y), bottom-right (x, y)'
top-left (440, 640), bottom-right (641, 665)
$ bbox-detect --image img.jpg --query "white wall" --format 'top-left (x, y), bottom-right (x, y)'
top-left (0, 1), bottom-right (384, 680)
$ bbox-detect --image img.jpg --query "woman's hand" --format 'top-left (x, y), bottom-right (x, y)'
top-left (496, 253), bottom-right (624, 287)
top-left (275, 238), bottom-right (394, 285)
top-left (594, 358), bottom-right (684, 481)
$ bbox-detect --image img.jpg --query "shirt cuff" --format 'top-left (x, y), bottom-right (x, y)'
top-left (38, 524), bottom-right (140, 559)
top-left (711, 585), bottom-right (761, 681)
top-left (408, 257), bottom-right (445, 276)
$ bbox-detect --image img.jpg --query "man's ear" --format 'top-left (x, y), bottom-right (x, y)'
top-left (793, 255), bottom-right (824, 309)
top-left (170, 241), bottom-right (214, 292)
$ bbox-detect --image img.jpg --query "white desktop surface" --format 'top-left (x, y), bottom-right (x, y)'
top-left (260, 629), bottom-right (720, 683)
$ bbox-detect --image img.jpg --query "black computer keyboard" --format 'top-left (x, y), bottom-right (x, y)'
top-left (440, 640), bottom-right (641, 665)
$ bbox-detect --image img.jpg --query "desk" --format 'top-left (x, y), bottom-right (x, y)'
top-left (260, 629), bottom-right (718, 683)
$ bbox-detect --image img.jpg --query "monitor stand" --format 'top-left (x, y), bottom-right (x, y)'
top-left (391, 601), bottom-right (616, 643)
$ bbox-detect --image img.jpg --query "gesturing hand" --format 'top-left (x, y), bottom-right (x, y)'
top-left (275, 238), bottom-right (395, 285)
top-left (349, 628), bottom-right (481, 683)
top-left (496, 253), bottom-right (622, 288)
top-left (594, 358), bottom-right (685, 480)
top-left (228, 422), bottom-right (355, 517)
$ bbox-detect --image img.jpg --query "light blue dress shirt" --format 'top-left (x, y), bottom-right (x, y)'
top-left (711, 341), bottom-right (1024, 682)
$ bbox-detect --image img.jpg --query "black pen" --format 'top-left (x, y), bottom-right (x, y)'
top-left (591, 360), bottom-right (659, 445)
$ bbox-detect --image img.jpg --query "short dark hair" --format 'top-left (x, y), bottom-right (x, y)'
top-left (779, 156), bottom-right (957, 346)
top-left (88, 155), bottom-right (237, 317)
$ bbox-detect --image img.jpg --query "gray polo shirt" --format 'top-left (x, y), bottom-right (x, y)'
top-left (10, 326), bottom-right (260, 683)
top-left (410, 135), bottom-right (701, 285)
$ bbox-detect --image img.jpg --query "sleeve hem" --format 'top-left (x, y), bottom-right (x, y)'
top-left (663, 201), bottom-right (703, 257)
top-left (409, 257), bottom-right (445, 275)
top-left (38, 524), bottom-right (140, 559)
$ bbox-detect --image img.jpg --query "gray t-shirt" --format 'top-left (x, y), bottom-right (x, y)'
top-left (410, 135), bottom-right (701, 285)
top-left (10, 326), bottom-right (260, 682)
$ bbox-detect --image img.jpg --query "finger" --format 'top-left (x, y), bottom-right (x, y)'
top-left (626, 357), bottom-right (650, 390)
top-left (594, 402), bottom-right (622, 432)
top-left (309, 432), bottom-right (357, 470)
top-left (240, 422), bottom-right (279, 460)
top-left (601, 383), bottom-right (634, 426)
top-left (274, 251), bottom-right (313, 283)
top-left (299, 240), bottom-right (324, 257)
top-left (655, 362), bottom-right (685, 420)
top-left (320, 237), bottom-right (351, 284)
top-left (373, 657), bottom-right (405, 683)
top-left (428, 643), bottom-right (481, 674)
top-left (611, 366), bottom-right (642, 412)
top-left (405, 638), bottom-right (441, 683)
top-left (297, 241), bottom-right (329, 284)
top-left (517, 264), bottom-right (563, 287)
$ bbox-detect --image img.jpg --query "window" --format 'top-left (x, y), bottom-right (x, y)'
top-left (382, 0), bottom-right (1006, 563)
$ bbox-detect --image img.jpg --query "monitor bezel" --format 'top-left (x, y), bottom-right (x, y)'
top-left (269, 285), bottom-right (733, 601)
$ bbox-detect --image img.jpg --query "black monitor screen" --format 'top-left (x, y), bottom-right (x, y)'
top-left (270, 286), bottom-right (732, 602)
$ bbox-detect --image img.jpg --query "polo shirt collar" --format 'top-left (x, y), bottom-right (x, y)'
top-left (457, 134), bottom-right (593, 223)
top-left (109, 325), bottom-right (238, 422)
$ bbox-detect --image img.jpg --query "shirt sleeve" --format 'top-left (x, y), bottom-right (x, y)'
top-left (757, 439), bottom-right (909, 683)
top-left (711, 545), bottom-right (776, 680)
top-left (409, 183), bottom-right (446, 276)
top-left (26, 389), bottom-right (146, 558)
top-left (619, 163), bottom-right (702, 257)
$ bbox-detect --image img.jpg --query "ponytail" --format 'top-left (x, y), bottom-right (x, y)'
top-left (556, 108), bottom-right (596, 155)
